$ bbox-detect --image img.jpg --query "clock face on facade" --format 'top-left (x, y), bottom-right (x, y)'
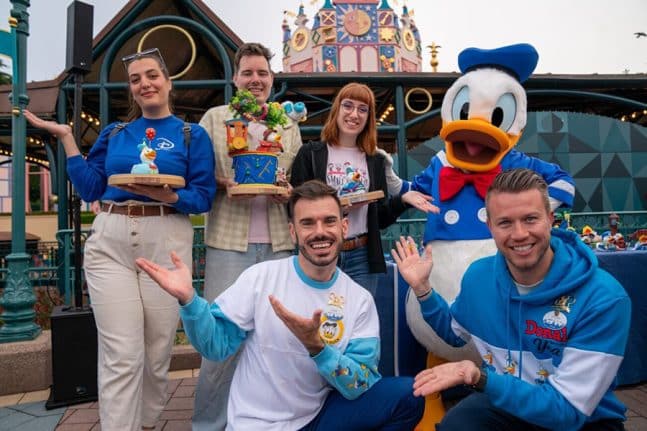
top-left (336, 4), bottom-right (377, 43)
top-left (292, 28), bottom-right (309, 51)
top-left (403, 28), bottom-right (416, 51)
top-left (343, 9), bottom-right (371, 36)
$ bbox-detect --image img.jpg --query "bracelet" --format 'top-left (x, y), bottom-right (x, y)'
top-left (416, 287), bottom-right (433, 300)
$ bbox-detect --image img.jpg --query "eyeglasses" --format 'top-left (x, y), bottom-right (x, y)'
top-left (340, 100), bottom-right (370, 115)
top-left (122, 48), bottom-right (168, 73)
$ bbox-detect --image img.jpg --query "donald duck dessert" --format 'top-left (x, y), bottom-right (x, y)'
top-left (130, 127), bottom-right (159, 174)
top-left (405, 44), bottom-right (575, 426)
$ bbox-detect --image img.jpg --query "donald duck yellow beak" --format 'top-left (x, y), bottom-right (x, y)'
top-left (441, 118), bottom-right (521, 172)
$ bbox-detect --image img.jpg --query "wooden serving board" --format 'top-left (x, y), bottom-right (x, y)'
top-left (339, 190), bottom-right (385, 206)
top-left (227, 184), bottom-right (289, 197)
top-left (108, 174), bottom-right (186, 188)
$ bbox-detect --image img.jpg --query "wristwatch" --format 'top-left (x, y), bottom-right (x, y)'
top-left (472, 367), bottom-right (488, 392)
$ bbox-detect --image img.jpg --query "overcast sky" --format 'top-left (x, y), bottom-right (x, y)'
top-left (1, 0), bottom-right (646, 82)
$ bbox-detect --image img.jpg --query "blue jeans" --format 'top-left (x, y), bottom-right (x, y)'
top-left (438, 392), bottom-right (625, 431)
top-left (338, 245), bottom-right (380, 297)
top-left (300, 376), bottom-right (424, 430)
top-left (192, 245), bottom-right (293, 431)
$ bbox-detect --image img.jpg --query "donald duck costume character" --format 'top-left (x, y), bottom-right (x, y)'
top-left (406, 44), bottom-right (575, 428)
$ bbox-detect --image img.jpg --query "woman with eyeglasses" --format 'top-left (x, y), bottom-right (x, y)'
top-left (290, 82), bottom-right (437, 297)
top-left (24, 48), bottom-right (216, 431)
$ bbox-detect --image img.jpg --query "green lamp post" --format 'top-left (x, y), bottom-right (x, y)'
top-left (0, 0), bottom-right (40, 343)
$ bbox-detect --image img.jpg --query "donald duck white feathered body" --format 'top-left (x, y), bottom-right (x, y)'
top-left (130, 141), bottom-right (159, 174)
top-left (406, 44), bottom-right (575, 364)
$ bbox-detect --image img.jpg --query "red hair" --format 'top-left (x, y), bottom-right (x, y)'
top-left (320, 82), bottom-right (377, 155)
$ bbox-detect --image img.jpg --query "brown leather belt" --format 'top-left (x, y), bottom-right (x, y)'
top-left (101, 203), bottom-right (177, 217)
top-left (341, 234), bottom-right (368, 251)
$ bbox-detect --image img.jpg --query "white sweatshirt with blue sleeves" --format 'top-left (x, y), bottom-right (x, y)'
top-left (179, 256), bottom-right (381, 430)
top-left (420, 229), bottom-right (630, 430)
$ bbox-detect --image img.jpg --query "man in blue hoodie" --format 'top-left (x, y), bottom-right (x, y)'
top-left (392, 168), bottom-right (630, 431)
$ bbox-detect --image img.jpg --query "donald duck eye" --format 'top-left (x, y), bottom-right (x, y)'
top-left (451, 86), bottom-right (470, 121)
top-left (491, 93), bottom-right (517, 131)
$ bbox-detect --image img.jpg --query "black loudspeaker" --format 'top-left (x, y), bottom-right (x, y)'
top-left (46, 305), bottom-right (98, 409)
top-left (65, 1), bottom-right (94, 74)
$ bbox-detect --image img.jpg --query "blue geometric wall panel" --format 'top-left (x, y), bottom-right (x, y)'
top-left (601, 153), bottom-right (632, 177)
top-left (632, 153), bottom-right (647, 177)
top-left (630, 126), bottom-right (647, 152)
top-left (519, 112), bottom-right (646, 211)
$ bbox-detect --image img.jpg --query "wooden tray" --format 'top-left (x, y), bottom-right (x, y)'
top-left (108, 174), bottom-right (185, 188)
top-left (339, 190), bottom-right (384, 206)
top-left (227, 184), bottom-right (289, 197)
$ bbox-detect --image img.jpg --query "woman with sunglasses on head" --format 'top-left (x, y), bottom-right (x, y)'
top-left (290, 82), bottom-right (437, 297)
top-left (24, 48), bottom-right (216, 431)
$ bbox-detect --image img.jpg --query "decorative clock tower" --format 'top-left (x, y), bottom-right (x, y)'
top-left (282, 0), bottom-right (422, 73)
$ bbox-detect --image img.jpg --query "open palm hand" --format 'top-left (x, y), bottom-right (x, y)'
top-left (136, 251), bottom-right (194, 304)
top-left (391, 236), bottom-right (434, 296)
top-left (24, 109), bottom-right (72, 139)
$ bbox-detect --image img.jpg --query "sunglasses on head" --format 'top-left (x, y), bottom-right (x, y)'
top-left (122, 48), bottom-right (168, 73)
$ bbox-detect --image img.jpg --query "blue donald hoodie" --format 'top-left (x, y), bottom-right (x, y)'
top-left (421, 228), bottom-right (631, 430)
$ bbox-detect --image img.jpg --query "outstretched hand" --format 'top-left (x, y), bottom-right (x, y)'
top-left (269, 295), bottom-right (325, 356)
top-left (23, 109), bottom-right (72, 139)
top-left (136, 251), bottom-right (194, 304)
top-left (391, 236), bottom-right (434, 297)
top-left (24, 109), bottom-right (80, 158)
top-left (401, 190), bottom-right (440, 214)
top-left (413, 360), bottom-right (481, 397)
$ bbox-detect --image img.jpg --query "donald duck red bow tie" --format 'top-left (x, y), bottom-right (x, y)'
top-left (439, 166), bottom-right (502, 201)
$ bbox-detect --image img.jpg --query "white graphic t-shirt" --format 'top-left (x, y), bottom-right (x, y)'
top-left (326, 145), bottom-right (369, 238)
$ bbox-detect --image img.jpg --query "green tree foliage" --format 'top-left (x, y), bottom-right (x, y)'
top-left (0, 58), bottom-right (12, 85)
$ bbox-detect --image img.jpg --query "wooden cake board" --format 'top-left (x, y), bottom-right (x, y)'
top-left (339, 190), bottom-right (385, 206)
top-left (108, 174), bottom-right (185, 188)
top-left (227, 184), bottom-right (289, 197)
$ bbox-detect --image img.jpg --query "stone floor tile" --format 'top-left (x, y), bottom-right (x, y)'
top-left (162, 419), bottom-right (192, 431)
top-left (173, 385), bottom-right (195, 398)
top-left (59, 408), bottom-right (99, 424)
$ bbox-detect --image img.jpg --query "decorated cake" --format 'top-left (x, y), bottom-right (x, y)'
top-left (225, 89), bottom-right (303, 195)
